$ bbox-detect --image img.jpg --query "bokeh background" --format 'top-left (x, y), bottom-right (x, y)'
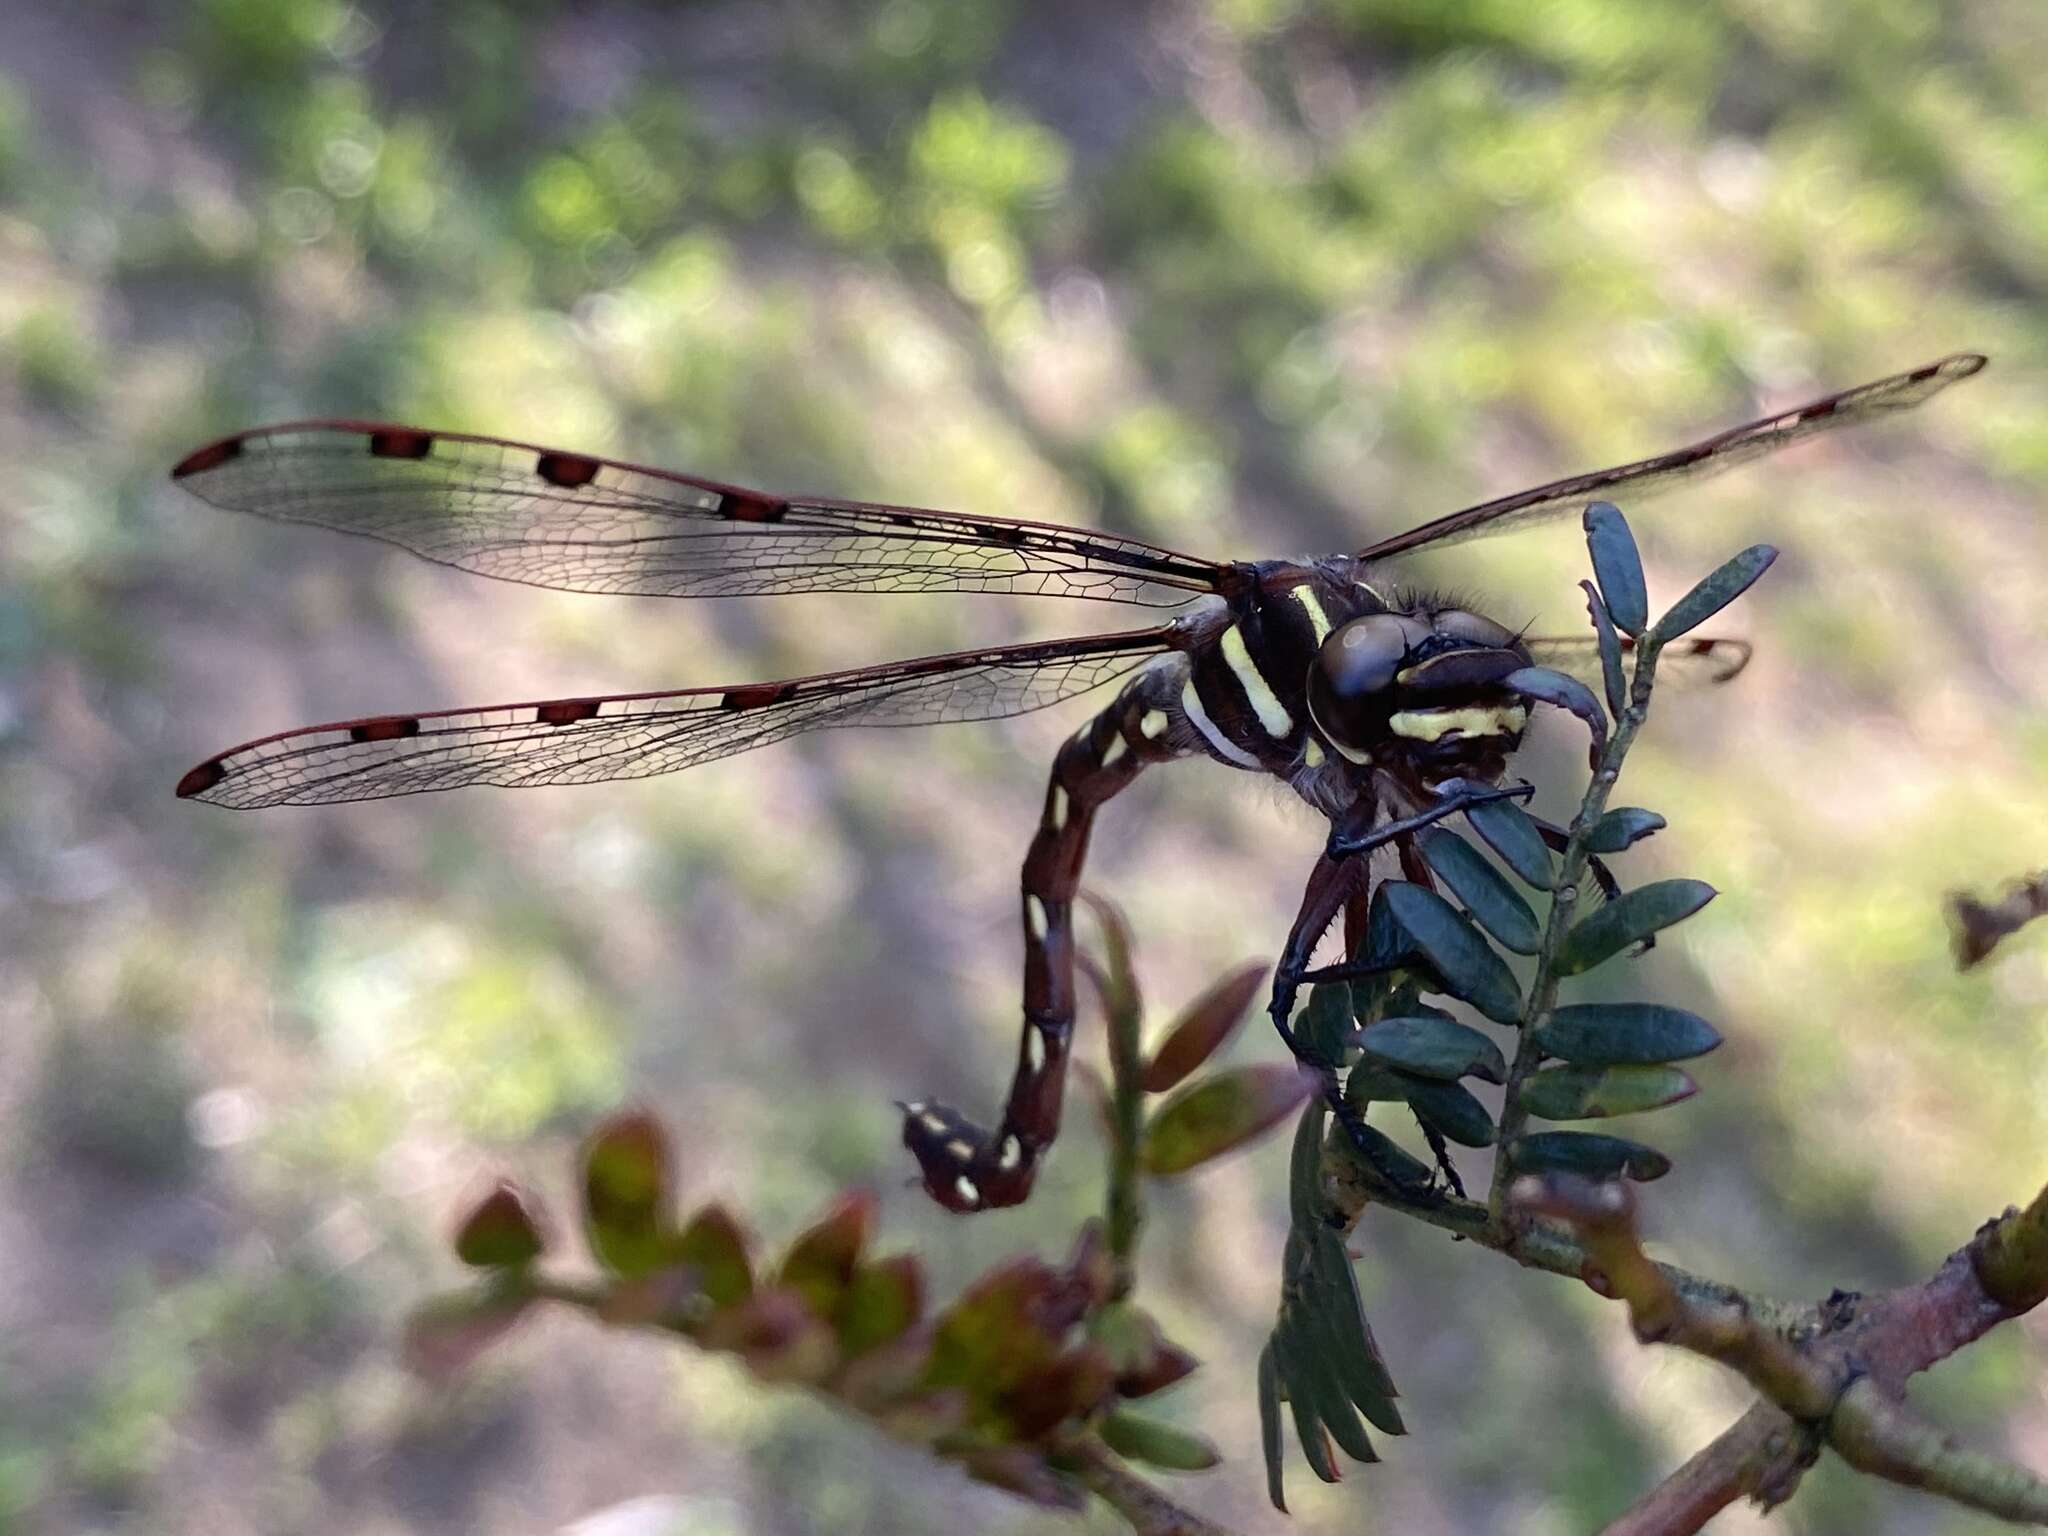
top-left (4, 2), bottom-right (2048, 1532)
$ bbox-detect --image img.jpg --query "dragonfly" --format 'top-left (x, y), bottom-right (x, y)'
top-left (172, 352), bottom-right (1986, 1213)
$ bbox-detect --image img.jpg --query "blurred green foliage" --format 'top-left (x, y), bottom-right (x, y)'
top-left (3, 0), bottom-right (2047, 1532)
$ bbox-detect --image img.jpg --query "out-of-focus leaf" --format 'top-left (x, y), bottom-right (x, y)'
top-left (1399, 1075), bottom-right (1496, 1146)
top-left (1081, 891), bottom-right (1142, 1024)
top-left (1258, 1339), bottom-right (1288, 1512)
top-left (1003, 1344), bottom-right (1118, 1439)
top-left (1099, 1408), bottom-right (1222, 1471)
top-left (1557, 879), bottom-right (1717, 975)
top-left (1143, 1063), bottom-right (1316, 1176)
top-left (1090, 1301), bottom-right (1197, 1399)
top-left (837, 1323), bottom-right (940, 1411)
top-left (403, 1285), bottom-right (532, 1380)
top-left (673, 1203), bottom-right (753, 1309)
top-left (582, 1109), bottom-right (673, 1277)
top-left (1520, 1063), bottom-right (1699, 1120)
top-left (776, 1189), bottom-right (873, 1318)
top-left (926, 1258), bottom-right (1072, 1398)
top-left (1583, 500), bottom-right (1648, 636)
top-left (1533, 1004), bottom-right (1722, 1065)
top-left (871, 1384), bottom-right (971, 1445)
top-left (1299, 980), bottom-right (1356, 1065)
top-left (1465, 796), bottom-right (1554, 889)
top-left (1379, 882), bottom-right (1522, 1024)
top-left (1506, 665), bottom-right (1608, 767)
top-left (1581, 579), bottom-right (1628, 720)
top-left (454, 1180), bottom-right (547, 1269)
top-left (1355, 1015), bottom-right (1506, 1084)
top-left (1651, 543), bottom-right (1777, 641)
top-left (1506, 1131), bottom-right (1672, 1182)
top-left (1143, 960), bottom-right (1268, 1092)
top-left (699, 1287), bottom-right (839, 1383)
top-left (1064, 1219), bottom-right (1117, 1313)
top-left (1585, 807), bottom-right (1666, 853)
top-left (1416, 827), bottom-right (1541, 954)
top-left (838, 1252), bottom-right (923, 1357)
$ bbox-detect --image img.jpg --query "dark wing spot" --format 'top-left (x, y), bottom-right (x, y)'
top-left (979, 523), bottom-right (1029, 546)
top-left (349, 716), bottom-right (423, 743)
top-left (535, 698), bottom-right (601, 726)
top-left (535, 452), bottom-right (600, 488)
top-left (721, 491), bottom-right (788, 523)
top-left (175, 759), bottom-right (226, 798)
top-left (369, 428), bottom-right (434, 459)
top-left (1801, 400), bottom-right (1837, 421)
top-left (171, 437), bottom-right (243, 478)
top-left (720, 683), bottom-right (796, 711)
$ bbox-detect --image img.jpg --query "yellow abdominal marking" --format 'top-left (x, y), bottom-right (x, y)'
top-left (1222, 625), bottom-right (1294, 738)
top-left (1389, 704), bottom-right (1529, 742)
top-left (1303, 737), bottom-right (1325, 768)
top-left (1288, 585), bottom-right (1332, 642)
top-left (946, 1138), bottom-right (975, 1161)
top-left (1140, 708), bottom-right (1169, 739)
top-left (1049, 784), bottom-right (1068, 828)
top-left (1101, 732), bottom-right (1128, 767)
top-left (1026, 895), bottom-right (1048, 940)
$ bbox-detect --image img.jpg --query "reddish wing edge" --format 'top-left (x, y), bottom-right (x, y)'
top-left (169, 418), bottom-right (1235, 604)
top-left (1523, 633), bottom-right (1754, 685)
top-left (175, 625), bottom-right (1178, 809)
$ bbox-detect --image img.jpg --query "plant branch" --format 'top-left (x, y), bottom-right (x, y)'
top-left (1064, 1438), bottom-right (1236, 1536)
top-left (1488, 633), bottom-right (1667, 1229)
top-left (1597, 1402), bottom-right (1805, 1536)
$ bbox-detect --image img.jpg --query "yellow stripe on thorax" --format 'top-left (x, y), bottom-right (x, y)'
top-left (1388, 704), bottom-right (1528, 742)
top-left (1288, 584), bottom-right (1332, 643)
top-left (1221, 625), bottom-right (1294, 738)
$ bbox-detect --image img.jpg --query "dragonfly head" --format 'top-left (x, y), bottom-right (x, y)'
top-left (1306, 606), bottom-right (1533, 788)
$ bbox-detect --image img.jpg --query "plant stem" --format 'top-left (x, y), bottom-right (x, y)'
top-left (1487, 633), bottom-right (1667, 1232)
top-left (1101, 963), bottom-right (1148, 1299)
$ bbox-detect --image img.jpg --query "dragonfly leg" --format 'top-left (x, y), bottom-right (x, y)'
top-left (903, 660), bottom-right (1191, 1212)
top-left (1526, 811), bottom-right (1623, 904)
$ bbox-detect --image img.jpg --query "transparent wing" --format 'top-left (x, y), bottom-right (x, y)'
top-left (1357, 353), bottom-right (1985, 562)
top-left (172, 422), bottom-right (1231, 606)
top-left (175, 628), bottom-right (1175, 810)
top-left (1523, 633), bottom-right (1754, 687)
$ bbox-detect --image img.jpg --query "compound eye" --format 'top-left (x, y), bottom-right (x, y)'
top-left (1433, 608), bottom-right (1517, 649)
top-left (1319, 613), bottom-right (1429, 699)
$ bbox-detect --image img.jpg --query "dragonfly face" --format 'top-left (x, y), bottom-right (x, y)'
top-left (169, 352), bottom-right (1986, 1214)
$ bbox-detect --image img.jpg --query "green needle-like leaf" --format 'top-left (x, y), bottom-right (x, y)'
top-left (1651, 543), bottom-right (1778, 641)
top-left (1258, 1340), bottom-right (1288, 1511)
top-left (1533, 1003), bottom-right (1722, 1065)
top-left (1465, 797), bottom-right (1554, 888)
top-left (1520, 1063), bottom-right (1698, 1120)
top-left (1581, 579), bottom-right (1629, 720)
top-left (1505, 1131), bottom-right (1672, 1182)
top-left (1355, 1014), bottom-right (1507, 1084)
top-left (1556, 878), bottom-right (1717, 974)
top-left (1583, 500), bottom-right (1648, 636)
top-left (1417, 826), bottom-right (1541, 953)
top-left (1379, 881), bottom-right (1523, 1024)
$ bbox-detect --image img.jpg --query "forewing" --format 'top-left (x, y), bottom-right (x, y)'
top-left (176, 628), bottom-right (1175, 809)
top-left (172, 422), bottom-right (1229, 606)
top-left (1523, 634), bottom-right (1754, 687)
top-left (1356, 354), bottom-right (1985, 562)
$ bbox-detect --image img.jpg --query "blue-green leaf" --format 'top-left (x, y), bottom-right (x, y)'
top-left (1379, 881), bottom-right (1523, 1024)
top-left (1557, 879), bottom-right (1716, 975)
top-left (1355, 1014), bottom-right (1507, 1084)
top-left (1520, 1063), bottom-right (1698, 1120)
top-left (1584, 807), bottom-right (1666, 853)
top-left (1583, 501), bottom-right (1648, 636)
top-left (1416, 826), bottom-right (1541, 953)
top-left (1505, 1131), bottom-right (1671, 1182)
top-left (1533, 1003), bottom-right (1721, 1065)
top-left (1465, 797), bottom-right (1554, 889)
top-left (1652, 544), bottom-right (1777, 642)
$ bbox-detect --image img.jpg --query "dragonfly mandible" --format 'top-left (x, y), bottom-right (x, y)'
top-left (172, 352), bottom-right (1986, 1212)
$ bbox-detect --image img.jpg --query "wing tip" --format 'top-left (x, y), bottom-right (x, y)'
top-left (175, 758), bottom-right (227, 801)
top-left (171, 434), bottom-right (245, 480)
top-left (1934, 352), bottom-right (1988, 382)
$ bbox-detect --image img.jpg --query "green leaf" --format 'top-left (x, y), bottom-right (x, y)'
top-left (1505, 1130), bottom-right (1671, 1182)
top-left (1081, 891), bottom-right (1143, 1023)
top-left (1520, 1063), bottom-right (1698, 1120)
top-left (582, 1110), bottom-right (674, 1277)
top-left (1465, 796), bottom-right (1554, 888)
top-left (1277, 1321), bottom-right (1374, 1467)
top-left (838, 1253), bottom-right (923, 1357)
top-left (1583, 500), bottom-right (1648, 636)
top-left (1305, 1227), bottom-right (1404, 1434)
top-left (1300, 980), bottom-right (1356, 1064)
top-left (1533, 1003), bottom-right (1722, 1065)
top-left (1287, 1097), bottom-right (1327, 1230)
top-left (1557, 878), bottom-right (1717, 975)
top-left (403, 1285), bottom-right (533, 1380)
top-left (1143, 1063), bottom-right (1317, 1175)
top-left (1258, 1340), bottom-right (1288, 1512)
top-left (1506, 665), bottom-right (1608, 767)
top-left (1399, 1075), bottom-right (1496, 1146)
top-left (1099, 1408), bottom-right (1223, 1472)
top-left (1379, 882), bottom-right (1523, 1024)
top-left (776, 1190), bottom-right (873, 1318)
top-left (1142, 960), bottom-right (1267, 1092)
top-left (1585, 807), bottom-right (1666, 853)
top-left (1355, 1014), bottom-right (1507, 1084)
top-left (1651, 543), bottom-right (1778, 642)
top-left (673, 1203), bottom-right (754, 1309)
top-left (1581, 580), bottom-right (1629, 720)
top-left (1416, 826), bottom-right (1541, 954)
top-left (454, 1180), bottom-right (547, 1269)
top-left (1326, 1117), bottom-right (1435, 1195)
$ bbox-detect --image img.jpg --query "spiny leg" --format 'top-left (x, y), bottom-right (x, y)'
top-left (903, 662), bottom-right (1187, 1212)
